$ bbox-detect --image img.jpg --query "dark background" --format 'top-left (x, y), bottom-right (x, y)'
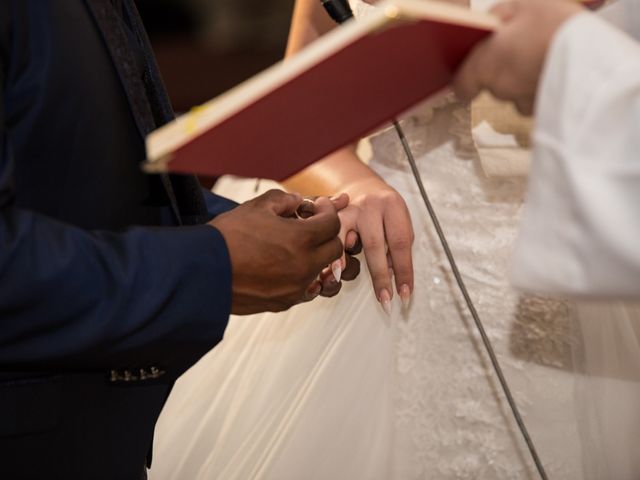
top-left (136, 0), bottom-right (296, 112)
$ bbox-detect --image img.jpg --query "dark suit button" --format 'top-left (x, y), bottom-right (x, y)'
top-left (149, 367), bottom-right (165, 379)
top-left (108, 367), bottom-right (164, 383)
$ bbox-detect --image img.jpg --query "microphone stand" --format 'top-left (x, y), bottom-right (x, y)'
top-left (319, 2), bottom-right (549, 479)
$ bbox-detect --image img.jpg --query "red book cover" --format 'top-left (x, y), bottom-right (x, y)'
top-left (145, 0), bottom-right (496, 181)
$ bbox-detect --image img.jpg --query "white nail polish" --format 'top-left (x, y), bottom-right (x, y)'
top-left (332, 261), bottom-right (342, 283)
top-left (380, 288), bottom-right (392, 316)
top-left (400, 284), bottom-right (411, 309)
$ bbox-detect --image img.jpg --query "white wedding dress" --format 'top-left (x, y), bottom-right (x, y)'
top-left (150, 3), bottom-right (640, 479)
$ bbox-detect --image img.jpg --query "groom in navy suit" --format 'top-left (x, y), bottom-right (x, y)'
top-left (0, 1), bottom-right (348, 478)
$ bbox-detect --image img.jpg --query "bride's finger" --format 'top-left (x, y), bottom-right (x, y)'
top-left (384, 204), bottom-right (414, 307)
top-left (334, 207), bottom-right (359, 281)
top-left (359, 208), bottom-right (393, 315)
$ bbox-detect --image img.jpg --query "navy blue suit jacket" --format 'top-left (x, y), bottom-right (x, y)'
top-left (0, 1), bottom-right (236, 477)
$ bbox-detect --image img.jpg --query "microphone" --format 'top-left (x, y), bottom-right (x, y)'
top-left (320, 0), bottom-right (354, 24)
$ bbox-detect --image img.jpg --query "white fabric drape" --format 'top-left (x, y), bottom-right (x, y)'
top-left (151, 187), bottom-right (396, 479)
top-left (572, 302), bottom-right (640, 480)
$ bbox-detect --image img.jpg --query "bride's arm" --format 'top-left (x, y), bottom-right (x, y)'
top-left (282, 0), bottom-right (414, 311)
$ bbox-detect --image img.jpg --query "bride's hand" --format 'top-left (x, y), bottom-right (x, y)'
top-left (336, 178), bottom-right (414, 313)
top-left (303, 193), bottom-right (363, 299)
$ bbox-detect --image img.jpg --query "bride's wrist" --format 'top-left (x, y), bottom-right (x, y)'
top-left (340, 177), bottom-right (391, 200)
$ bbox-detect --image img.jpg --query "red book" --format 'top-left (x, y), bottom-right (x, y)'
top-left (145, 0), bottom-right (497, 181)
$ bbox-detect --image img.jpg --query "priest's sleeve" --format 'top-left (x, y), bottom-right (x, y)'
top-left (511, 12), bottom-right (640, 298)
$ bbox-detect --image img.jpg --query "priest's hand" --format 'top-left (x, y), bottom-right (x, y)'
top-left (453, 0), bottom-right (583, 115)
top-left (209, 190), bottom-right (343, 315)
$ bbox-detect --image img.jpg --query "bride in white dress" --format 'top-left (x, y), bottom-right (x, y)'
top-left (150, 1), bottom-right (640, 479)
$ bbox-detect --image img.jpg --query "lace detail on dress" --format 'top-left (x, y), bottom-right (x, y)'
top-left (369, 94), bottom-right (476, 172)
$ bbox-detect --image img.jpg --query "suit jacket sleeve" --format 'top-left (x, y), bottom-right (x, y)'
top-left (201, 187), bottom-right (239, 218)
top-left (0, 62), bottom-right (232, 375)
top-left (510, 12), bottom-right (640, 298)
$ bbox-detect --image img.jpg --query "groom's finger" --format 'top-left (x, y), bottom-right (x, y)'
top-left (302, 197), bottom-right (341, 245)
top-left (311, 235), bottom-right (344, 272)
top-left (341, 254), bottom-right (361, 282)
top-left (318, 266), bottom-right (343, 298)
top-left (345, 230), bottom-right (362, 255)
top-left (257, 189), bottom-right (303, 217)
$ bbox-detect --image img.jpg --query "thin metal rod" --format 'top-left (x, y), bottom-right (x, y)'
top-left (392, 120), bottom-right (549, 480)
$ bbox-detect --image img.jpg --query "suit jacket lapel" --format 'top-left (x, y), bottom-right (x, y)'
top-left (83, 0), bottom-right (209, 226)
top-left (83, 0), bottom-right (189, 225)
top-left (84, 0), bottom-right (156, 139)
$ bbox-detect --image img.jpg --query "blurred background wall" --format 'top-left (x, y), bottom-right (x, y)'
top-left (136, 0), bottom-right (296, 112)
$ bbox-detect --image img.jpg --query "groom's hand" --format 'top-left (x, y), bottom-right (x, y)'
top-left (209, 190), bottom-right (343, 315)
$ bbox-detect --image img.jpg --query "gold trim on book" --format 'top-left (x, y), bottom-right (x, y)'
top-left (384, 5), bottom-right (401, 19)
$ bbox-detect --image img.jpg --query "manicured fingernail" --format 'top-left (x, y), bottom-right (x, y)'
top-left (331, 261), bottom-right (342, 283)
top-left (379, 288), bottom-right (392, 316)
top-left (400, 284), bottom-right (412, 309)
